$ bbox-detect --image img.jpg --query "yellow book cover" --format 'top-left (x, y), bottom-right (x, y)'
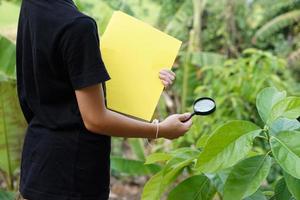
top-left (100, 11), bottom-right (182, 121)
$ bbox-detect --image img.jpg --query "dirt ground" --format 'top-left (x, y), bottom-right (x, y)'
top-left (109, 176), bottom-right (145, 200)
top-left (11, 176), bottom-right (144, 200)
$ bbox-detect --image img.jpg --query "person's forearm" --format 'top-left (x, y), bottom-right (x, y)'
top-left (85, 108), bottom-right (158, 138)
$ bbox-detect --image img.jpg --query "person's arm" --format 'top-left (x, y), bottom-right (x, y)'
top-left (75, 84), bottom-right (192, 139)
top-left (61, 17), bottom-right (191, 139)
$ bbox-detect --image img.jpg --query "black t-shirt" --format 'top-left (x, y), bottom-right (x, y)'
top-left (16, 0), bottom-right (111, 199)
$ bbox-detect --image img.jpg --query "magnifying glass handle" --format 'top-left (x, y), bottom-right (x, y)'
top-left (182, 112), bottom-right (195, 123)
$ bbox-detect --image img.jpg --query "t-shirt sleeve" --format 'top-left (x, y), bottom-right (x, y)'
top-left (60, 17), bottom-right (110, 90)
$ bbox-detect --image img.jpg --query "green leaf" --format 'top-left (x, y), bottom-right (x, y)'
top-left (270, 118), bottom-right (300, 136)
top-left (171, 147), bottom-right (200, 160)
top-left (128, 138), bottom-right (145, 161)
top-left (73, 0), bottom-right (85, 11)
top-left (142, 148), bottom-right (199, 200)
top-left (162, 149), bottom-right (199, 175)
top-left (146, 148), bottom-right (199, 170)
top-left (164, 0), bottom-right (193, 40)
top-left (101, 0), bottom-right (135, 17)
top-left (141, 166), bottom-right (184, 200)
top-left (273, 178), bottom-right (294, 200)
top-left (256, 87), bottom-right (286, 123)
top-left (207, 170), bottom-right (230, 195)
top-left (156, 0), bottom-right (187, 28)
top-left (167, 175), bottom-right (216, 200)
top-left (244, 190), bottom-right (267, 200)
top-left (0, 1), bottom-right (19, 28)
top-left (170, 147), bottom-right (200, 156)
top-left (0, 35), bottom-right (16, 79)
top-left (223, 155), bottom-right (272, 200)
top-left (0, 82), bottom-right (26, 189)
top-left (254, 10), bottom-right (300, 41)
top-left (142, 171), bottom-right (164, 200)
top-left (145, 152), bottom-right (172, 165)
top-left (110, 156), bottom-right (160, 176)
top-left (191, 52), bottom-right (226, 67)
top-left (284, 171), bottom-right (300, 200)
top-left (270, 131), bottom-right (300, 179)
top-left (196, 134), bottom-right (210, 148)
top-left (0, 190), bottom-right (15, 200)
top-left (269, 97), bottom-right (300, 123)
top-left (196, 121), bottom-right (261, 173)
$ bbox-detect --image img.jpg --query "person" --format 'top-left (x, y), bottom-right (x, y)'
top-left (16, 0), bottom-right (192, 199)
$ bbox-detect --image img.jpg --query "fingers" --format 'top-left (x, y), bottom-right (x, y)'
top-left (159, 69), bottom-right (176, 80)
top-left (184, 119), bottom-right (193, 129)
top-left (160, 69), bottom-right (176, 77)
top-left (161, 80), bottom-right (169, 87)
top-left (159, 74), bottom-right (173, 87)
top-left (178, 112), bottom-right (191, 121)
top-left (180, 113), bottom-right (193, 132)
top-left (159, 69), bottom-right (176, 87)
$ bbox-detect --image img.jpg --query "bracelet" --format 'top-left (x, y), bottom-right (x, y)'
top-left (152, 119), bottom-right (159, 139)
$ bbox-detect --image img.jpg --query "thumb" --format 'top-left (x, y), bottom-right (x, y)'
top-left (178, 112), bottom-right (191, 121)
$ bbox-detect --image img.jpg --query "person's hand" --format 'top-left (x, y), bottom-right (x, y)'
top-left (158, 113), bottom-right (193, 139)
top-left (159, 69), bottom-right (176, 88)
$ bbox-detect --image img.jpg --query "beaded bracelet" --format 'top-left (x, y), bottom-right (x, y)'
top-left (144, 119), bottom-right (159, 147)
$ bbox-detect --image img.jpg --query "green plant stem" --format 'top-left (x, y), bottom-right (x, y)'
top-left (192, 0), bottom-right (203, 51)
top-left (224, 0), bottom-right (238, 56)
top-left (181, 0), bottom-right (204, 112)
top-left (0, 83), bottom-right (13, 190)
top-left (181, 33), bottom-right (193, 112)
top-left (262, 127), bottom-right (270, 142)
top-left (218, 192), bottom-right (223, 200)
top-left (256, 135), bottom-right (268, 140)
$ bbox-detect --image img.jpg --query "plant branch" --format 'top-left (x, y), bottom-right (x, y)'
top-left (0, 83), bottom-right (13, 190)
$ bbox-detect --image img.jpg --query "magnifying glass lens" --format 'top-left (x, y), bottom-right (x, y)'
top-left (194, 99), bottom-right (215, 113)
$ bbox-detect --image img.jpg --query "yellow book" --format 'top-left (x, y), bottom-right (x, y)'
top-left (100, 11), bottom-right (182, 121)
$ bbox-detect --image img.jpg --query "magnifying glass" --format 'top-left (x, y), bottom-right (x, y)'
top-left (183, 97), bottom-right (216, 122)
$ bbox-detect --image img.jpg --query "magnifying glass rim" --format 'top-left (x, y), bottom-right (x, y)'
top-left (193, 97), bottom-right (216, 116)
